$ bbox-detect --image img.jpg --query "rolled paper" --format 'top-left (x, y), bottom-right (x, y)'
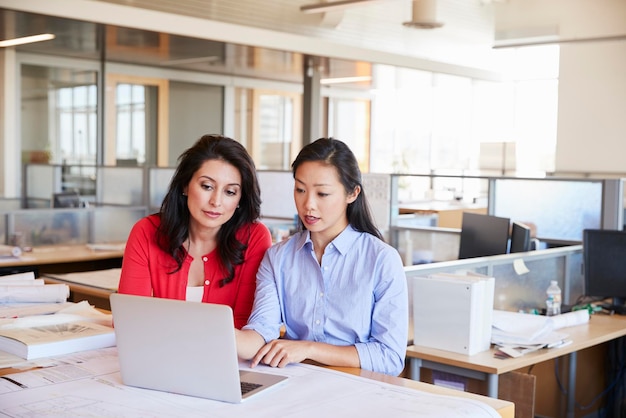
top-left (548, 309), bottom-right (590, 330)
top-left (0, 284), bottom-right (69, 303)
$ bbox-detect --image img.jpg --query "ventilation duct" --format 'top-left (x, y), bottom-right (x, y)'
top-left (403, 0), bottom-right (444, 29)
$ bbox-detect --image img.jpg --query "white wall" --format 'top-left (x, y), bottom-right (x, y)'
top-left (495, 0), bottom-right (626, 174)
top-left (556, 42), bottom-right (626, 173)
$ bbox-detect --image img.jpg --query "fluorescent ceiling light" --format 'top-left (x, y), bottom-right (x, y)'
top-left (0, 34), bottom-right (56, 48)
top-left (301, 0), bottom-right (388, 14)
top-left (320, 76), bottom-right (372, 85)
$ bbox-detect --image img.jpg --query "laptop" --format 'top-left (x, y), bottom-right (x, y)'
top-left (109, 293), bottom-right (288, 403)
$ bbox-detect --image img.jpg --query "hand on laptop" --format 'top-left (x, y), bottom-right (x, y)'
top-left (251, 339), bottom-right (311, 368)
top-left (250, 339), bottom-right (360, 370)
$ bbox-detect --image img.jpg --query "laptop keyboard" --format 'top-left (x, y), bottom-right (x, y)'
top-left (241, 381), bottom-right (262, 395)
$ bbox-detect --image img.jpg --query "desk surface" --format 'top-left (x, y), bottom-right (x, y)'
top-left (0, 354), bottom-right (513, 418)
top-left (329, 365), bottom-right (513, 417)
top-left (0, 244), bottom-right (125, 268)
top-left (406, 313), bottom-right (626, 375)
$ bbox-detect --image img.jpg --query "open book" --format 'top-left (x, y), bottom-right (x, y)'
top-left (0, 320), bottom-right (115, 360)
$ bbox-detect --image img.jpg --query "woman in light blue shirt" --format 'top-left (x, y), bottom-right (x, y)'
top-left (237, 138), bottom-right (408, 376)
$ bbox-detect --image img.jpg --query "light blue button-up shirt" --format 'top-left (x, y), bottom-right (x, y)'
top-left (244, 225), bottom-right (408, 376)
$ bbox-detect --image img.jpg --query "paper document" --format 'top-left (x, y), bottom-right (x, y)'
top-left (491, 310), bottom-right (589, 356)
top-left (0, 284), bottom-right (69, 303)
top-left (0, 272), bottom-right (36, 282)
top-left (0, 348), bottom-right (501, 418)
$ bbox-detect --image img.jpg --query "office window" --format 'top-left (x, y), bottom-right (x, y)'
top-left (249, 90), bottom-right (300, 170)
top-left (327, 97), bottom-right (370, 173)
top-left (370, 65), bottom-right (433, 174)
top-left (56, 85), bottom-right (98, 165)
top-left (21, 64), bottom-right (98, 166)
top-left (431, 74), bottom-right (472, 170)
top-left (370, 45), bottom-right (559, 177)
top-left (115, 83), bottom-right (148, 165)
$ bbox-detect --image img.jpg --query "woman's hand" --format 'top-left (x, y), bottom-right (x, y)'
top-left (251, 339), bottom-right (311, 368)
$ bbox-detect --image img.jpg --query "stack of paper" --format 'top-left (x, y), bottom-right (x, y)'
top-left (491, 309), bottom-right (589, 358)
top-left (0, 300), bottom-right (115, 360)
top-left (0, 271), bottom-right (69, 303)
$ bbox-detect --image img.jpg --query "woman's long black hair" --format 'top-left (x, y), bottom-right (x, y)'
top-left (157, 134), bottom-right (262, 286)
top-left (291, 137), bottom-right (383, 241)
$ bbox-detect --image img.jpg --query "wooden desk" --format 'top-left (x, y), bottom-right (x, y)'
top-left (43, 268), bottom-right (121, 310)
top-left (406, 314), bottom-right (626, 418)
top-left (0, 355), bottom-right (513, 418)
top-left (0, 244), bottom-right (124, 276)
top-left (328, 365), bottom-right (513, 418)
top-left (398, 202), bottom-right (486, 228)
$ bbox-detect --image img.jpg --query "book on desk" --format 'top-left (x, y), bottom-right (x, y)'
top-left (0, 320), bottom-right (116, 360)
top-left (0, 270), bottom-right (116, 360)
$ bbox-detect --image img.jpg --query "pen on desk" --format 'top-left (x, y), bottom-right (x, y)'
top-left (547, 339), bottom-right (573, 349)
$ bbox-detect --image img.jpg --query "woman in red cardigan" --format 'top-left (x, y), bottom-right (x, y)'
top-left (118, 134), bottom-right (272, 329)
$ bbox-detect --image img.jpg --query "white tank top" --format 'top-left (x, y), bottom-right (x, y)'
top-left (185, 286), bottom-right (203, 302)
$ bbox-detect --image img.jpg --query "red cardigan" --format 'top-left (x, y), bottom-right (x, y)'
top-left (118, 214), bottom-right (272, 329)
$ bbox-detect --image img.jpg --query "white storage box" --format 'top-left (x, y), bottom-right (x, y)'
top-left (412, 273), bottom-right (495, 355)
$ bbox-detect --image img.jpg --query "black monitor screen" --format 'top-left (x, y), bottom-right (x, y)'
top-left (52, 192), bottom-right (81, 208)
top-left (509, 221), bottom-right (532, 253)
top-left (458, 212), bottom-right (511, 259)
top-left (583, 229), bottom-right (626, 305)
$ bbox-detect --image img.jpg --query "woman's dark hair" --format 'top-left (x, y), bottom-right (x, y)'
top-left (158, 134), bottom-right (262, 286)
top-left (291, 137), bottom-right (383, 241)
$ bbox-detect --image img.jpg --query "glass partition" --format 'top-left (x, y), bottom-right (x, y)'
top-left (90, 206), bottom-right (146, 243)
top-left (5, 206), bottom-right (147, 247)
top-left (148, 167), bottom-right (175, 212)
top-left (97, 166), bottom-right (145, 206)
top-left (25, 164), bottom-right (61, 207)
top-left (491, 178), bottom-right (606, 242)
top-left (404, 245), bottom-right (583, 345)
top-left (256, 170), bottom-right (297, 220)
top-left (11, 208), bottom-right (90, 246)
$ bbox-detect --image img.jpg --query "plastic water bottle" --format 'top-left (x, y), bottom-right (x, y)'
top-left (546, 280), bottom-right (562, 316)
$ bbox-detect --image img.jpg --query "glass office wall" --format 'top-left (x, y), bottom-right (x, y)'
top-left (21, 63), bottom-right (99, 166)
top-left (8, 9), bottom-right (560, 205)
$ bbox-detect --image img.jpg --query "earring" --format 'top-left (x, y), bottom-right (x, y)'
top-left (182, 192), bottom-right (187, 196)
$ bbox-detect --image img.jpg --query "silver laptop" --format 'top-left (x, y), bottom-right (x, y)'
top-left (109, 293), bottom-right (288, 403)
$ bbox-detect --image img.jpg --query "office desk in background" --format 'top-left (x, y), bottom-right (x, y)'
top-left (43, 267), bottom-right (121, 310)
top-left (398, 202), bottom-right (487, 229)
top-left (407, 314), bottom-right (626, 418)
top-left (0, 244), bottom-right (124, 276)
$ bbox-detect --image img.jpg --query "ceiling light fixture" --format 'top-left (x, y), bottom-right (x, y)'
top-left (320, 75), bottom-right (372, 84)
top-left (0, 34), bottom-right (56, 48)
top-left (403, 0), bottom-right (444, 29)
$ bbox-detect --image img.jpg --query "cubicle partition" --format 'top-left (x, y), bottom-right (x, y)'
top-left (405, 245), bottom-right (583, 344)
top-left (390, 174), bottom-right (625, 264)
top-left (148, 167), bottom-right (176, 213)
top-left (1, 206), bottom-right (148, 247)
top-left (490, 177), bottom-right (624, 243)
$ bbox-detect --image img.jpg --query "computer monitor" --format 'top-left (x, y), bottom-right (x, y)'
top-left (583, 228), bottom-right (626, 308)
top-left (458, 212), bottom-right (511, 259)
top-left (52, 191), bottom-right (81, 208)
top-left (509, 221), bottom-right (532, 253)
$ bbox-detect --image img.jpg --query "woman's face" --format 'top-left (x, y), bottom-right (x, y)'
top-left (184, 159), bottom-right (242, 232)
top-left (293, 161), bottom-right (358, 239)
